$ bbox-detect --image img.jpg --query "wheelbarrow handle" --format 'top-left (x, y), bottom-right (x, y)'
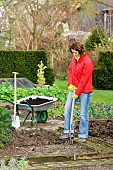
top-left (20, 100), bottom-right (34, 126)
top-left (0, 98), bottom-right (14, 105)
top-left (20, 100), bottom-right (34, 112)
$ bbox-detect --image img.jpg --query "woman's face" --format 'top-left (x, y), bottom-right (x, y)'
top-left (71, 49), bottom-right (79, 57)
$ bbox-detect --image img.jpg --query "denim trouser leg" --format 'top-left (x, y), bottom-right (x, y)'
top-left (78, 93), bottom-right (92, 138)
top-left (64, 91), bottom-right (79, 134)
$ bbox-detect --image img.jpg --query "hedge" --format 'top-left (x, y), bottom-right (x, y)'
top-left (0, 50), bottom-right (55, 85)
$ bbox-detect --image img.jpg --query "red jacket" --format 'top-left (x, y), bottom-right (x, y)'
top-left (68, 54), bottom-right (93, 96)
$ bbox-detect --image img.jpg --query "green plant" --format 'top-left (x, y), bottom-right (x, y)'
top-left (0, 82), bottom-right (13, 101)
top-left (37, 60), bottom-right (47, 86)
top-left (73, 103), bottom-right (113, 120)
top-left (89, 104), bottom-right (113, 118)
top-left (93, 51), bottom-right (113, 90)
top-left (44, 67), bottom-right (55, 86)
top-left (0, 81), bottom-right (113, 119)
top-left (0, 82), bottom-right (68, 102)
top-left (85, 26), bottom-right (108, 51)
top-left (17, 159), bottom-right (29, 170)
top-left (0, 108), bottom-right (12, 148)
top-left (0, 158), bottom-right (28, 170)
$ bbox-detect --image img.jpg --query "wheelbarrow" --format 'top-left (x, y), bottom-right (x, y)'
top-left (16, 95), bottom-right (58, 126)
top-left (0, 95), bottom-right (58, 126)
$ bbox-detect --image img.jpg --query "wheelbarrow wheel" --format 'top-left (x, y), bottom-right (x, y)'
top-left (39, 111), bottom-right (48, 123)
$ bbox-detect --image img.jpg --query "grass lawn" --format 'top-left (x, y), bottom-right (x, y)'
top-left (54, 80), bottom-right (113, 106)
top-left (54, 80), bottom-right (68, 90)
top-left (91, 90), bottom-right (113, 106)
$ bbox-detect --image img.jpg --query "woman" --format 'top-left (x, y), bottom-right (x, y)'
top-left (59, 41), bottom-right (93, 143)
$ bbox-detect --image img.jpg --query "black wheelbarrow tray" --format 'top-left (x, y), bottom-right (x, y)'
top-left (16, 95), bottom-right (58, 126)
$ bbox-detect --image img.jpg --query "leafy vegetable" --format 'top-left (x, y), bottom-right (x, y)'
top-left (0, 108), bottom-right (12, 148)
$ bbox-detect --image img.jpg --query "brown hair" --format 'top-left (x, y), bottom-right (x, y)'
top-left (69, 41), bottom-right (86, 55)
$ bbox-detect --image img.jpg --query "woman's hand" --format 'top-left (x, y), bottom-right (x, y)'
top-left (72, 94), bottom-right (78, 99)
top-left (68, 84), bottom-right (76, 91)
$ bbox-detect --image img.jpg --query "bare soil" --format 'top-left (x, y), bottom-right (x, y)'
top-left (0, 118), bottom-right (113, 157)
top-left (0, 102), bottom-right (113, 170)
top-left (25, 97), bottom-right (52, 105)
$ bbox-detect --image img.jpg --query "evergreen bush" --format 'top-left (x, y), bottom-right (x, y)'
top-left (93, 51), bottom-right (113, 90)
top-left (85, 27), bottom-right (108, 51)
top-left (44, 67), bottom-right (55, 86)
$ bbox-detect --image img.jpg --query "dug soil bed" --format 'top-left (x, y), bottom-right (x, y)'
top-left (0, 125), bottom-right (91, 158)
top-left (0, 119), bottom-right (113, 159)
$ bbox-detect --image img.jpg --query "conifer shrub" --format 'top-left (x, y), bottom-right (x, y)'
top-left (44, 67), bottom-right (55, 86)
top-left (85, 27), bottom-right (108, 51)
top-left (93, 51), bottom-right (113, 90)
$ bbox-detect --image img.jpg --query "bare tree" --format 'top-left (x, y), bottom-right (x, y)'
top-left (0, 0), bottom-right (112, 74)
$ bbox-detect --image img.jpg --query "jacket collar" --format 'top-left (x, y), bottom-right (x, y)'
top-left (78, 54), bottom-right (86, 62)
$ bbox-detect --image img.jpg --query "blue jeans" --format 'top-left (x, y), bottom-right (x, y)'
top-left (64, 91), bottom-right (92, 138)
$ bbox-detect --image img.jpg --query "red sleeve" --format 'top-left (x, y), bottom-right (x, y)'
top-left (75, 61), bottom-right (93, 96)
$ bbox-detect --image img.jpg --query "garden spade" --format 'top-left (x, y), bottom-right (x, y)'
top-left (12, 72), bottom-right (20, 128)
